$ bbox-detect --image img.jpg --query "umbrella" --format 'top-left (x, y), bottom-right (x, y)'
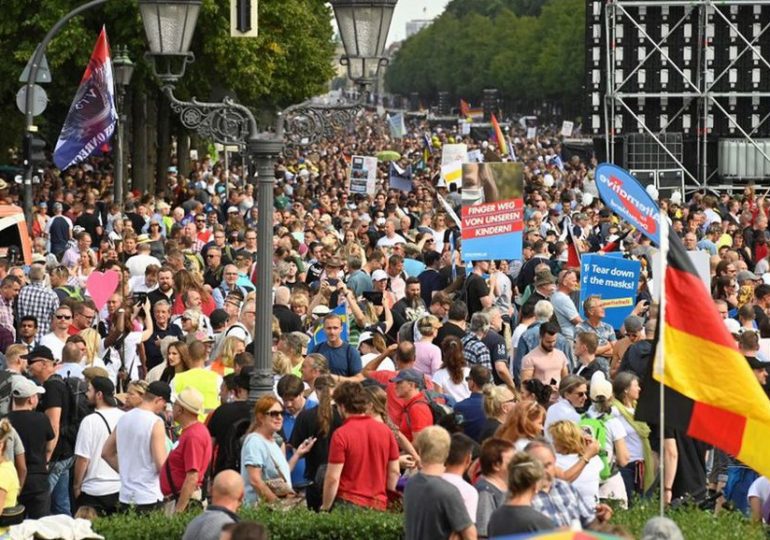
top-left (376, 150), bottom-right (401, 162)
top-left (493, 531), bottom-right (624, 540)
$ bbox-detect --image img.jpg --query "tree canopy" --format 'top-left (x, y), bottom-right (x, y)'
top-left (0, 0), bottom-right (335, 155)
top-left (385, 0), bottom-right (584, 110)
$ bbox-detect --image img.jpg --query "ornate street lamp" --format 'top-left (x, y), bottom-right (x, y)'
top-left (331, 0), bottom-right (396, 87)
top-left (112, 46), bottom-right (134, 207)
top-left (140, 0), bottom-right (398, 406)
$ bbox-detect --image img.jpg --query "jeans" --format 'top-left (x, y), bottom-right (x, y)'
top-left (48, 456), bottom-right (74, 516)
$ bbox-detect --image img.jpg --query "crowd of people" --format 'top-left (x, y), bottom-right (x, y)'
top-left (0, 111), bottom-right (766, 538)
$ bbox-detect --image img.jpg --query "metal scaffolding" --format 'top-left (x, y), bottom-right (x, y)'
top-left (597, 0), bottom-right (770, 187)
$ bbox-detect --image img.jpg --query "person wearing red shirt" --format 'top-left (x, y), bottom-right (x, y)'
top-left (321, 382), bottom-right (399, 511)
top-left (361, 342), bottom-right (435, 427)
top-left (392, 368), bottom-right (434, 441)
top-left (160, 387), bottom-right (212, 513)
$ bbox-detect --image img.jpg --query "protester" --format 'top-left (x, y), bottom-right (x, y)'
top-left (475, 437), bottom-right (514, 538)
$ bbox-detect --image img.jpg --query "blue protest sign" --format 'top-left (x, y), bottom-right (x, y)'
top-left (579, 254), bottom-right (641, 329)
top-left (595, 163), bottom-right (661, 246)
top-left (389, 162), bottom-right (412, 193)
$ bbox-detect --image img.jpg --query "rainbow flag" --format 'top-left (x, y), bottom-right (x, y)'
top-left (491, 114), bottom-right (507, 156)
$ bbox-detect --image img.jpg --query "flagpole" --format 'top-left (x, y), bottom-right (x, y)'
top-left (657, 208), bottom-right (669, 517)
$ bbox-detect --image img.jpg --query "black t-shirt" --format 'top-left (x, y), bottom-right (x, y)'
top-left (207, 400), bottom-right (252, 473)
top-left (289, 405), bottom-right (343, 482)
top-left (144, 325), bottom-right (184, 370)
top-left (38, 376), bottom-right (73, 460)
top-left (478, 417), bottom-right (501, 444)
top-left (75, 212), bottom-right (102, 242)
top-left (465, 273), bottom-right (489, 320)
top-left (7, 410), bottom-right (54, 476)
top-left (664, 427), bottom-right (708, 502)
top-left (483, 331), bottom-right (508, 385)
top-left (487, 505), bottom-right (555, 536)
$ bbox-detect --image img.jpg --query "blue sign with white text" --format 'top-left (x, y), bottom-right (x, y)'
top-left (579, 254), bottom-right (641, 329)
top-left (595, 163), bottom-right (661, 246)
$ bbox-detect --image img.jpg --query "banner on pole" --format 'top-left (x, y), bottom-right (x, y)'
top-left (388, 162), bottom-right (412, 193)
top-left (461, 162), bottom-right (524, 261)
top-left (53, 26), bottom-right (117, 170)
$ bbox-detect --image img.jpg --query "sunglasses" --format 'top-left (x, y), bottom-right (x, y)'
top-left (266, 410), bottom-right (283, 418)
top-left (573, 391), bottom-right (587, 397)
top-left (55, 314), bottom-right (72, 320)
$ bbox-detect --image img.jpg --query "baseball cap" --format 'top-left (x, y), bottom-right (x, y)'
top-left (11, 375), bottom-right (45, 399)
top-left (90, 376), bottom-right (118, 407)
top-left (147, 381), bottom-right (172, 402)
top-left (390, 368), bottom-right (423, 385)
top-left (589, 372), bottom-right (613, 401)
top-left (23, 346), bottom-right (55, 364)
top-left (312, 305), bottom-right (331, 317)
top-left (372, 269), bottom-right (388, 282)
top-left (737, 270), bottom-right (760, 283)
top-left (358, 331), bottom-right (374, 348)
top-left (83, 366), bottom-right (110, 381)
top-left (724, 318), bottom-right (741, 335)
top-left (624, 315), bottom-right (644, 334)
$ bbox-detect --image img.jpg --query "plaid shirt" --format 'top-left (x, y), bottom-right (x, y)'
top-left (461, 332), bottom-right (492, 371)
top-left (17, 282), bottom-right (60, 337)
top-left (531, 478), bottom-right (595, 528)
top-left (576, 320), bottom-right (617, 354)
top-left (0, 295), bottom-right (13, 340)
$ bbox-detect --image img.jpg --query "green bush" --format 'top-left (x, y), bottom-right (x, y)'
top-left (612, 499), bottom-right (766, 540)
top-left (92, 499), bottom-right (766, 540)
top-left (93, 506), bottom-right (404, 540)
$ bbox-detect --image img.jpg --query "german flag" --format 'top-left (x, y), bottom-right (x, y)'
top-left (637, 228), bottom-right (770, 476)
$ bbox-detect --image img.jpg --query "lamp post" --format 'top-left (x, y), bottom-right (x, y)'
top-left (140, 0), bottom-right (397, 406)
top-left (112, 46), bottom-right (134, 207)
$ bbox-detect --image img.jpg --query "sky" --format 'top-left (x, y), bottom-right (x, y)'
top-left (387, 0), bottom-right (450, 44)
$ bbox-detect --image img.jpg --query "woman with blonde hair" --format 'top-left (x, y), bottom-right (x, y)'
top-left (0, 419), bottom-right (20, 535)
top-left (479, 385), bottom-right (517, 443)
top-left (122, 380), bottom-right (149, 410)
top-left (211, 336), bottom-right (245, 376)
top-left (496, 401), bottom-right (545, 451)
top-left (79, 328), bottom-right (106, 369)
top-left (548, 420), bottom-right (604, 508)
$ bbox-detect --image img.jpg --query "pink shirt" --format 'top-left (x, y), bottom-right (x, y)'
top-left (522, 346), bottom-right (568, 385)
top-left (414, 341), bottom-right (442, 376)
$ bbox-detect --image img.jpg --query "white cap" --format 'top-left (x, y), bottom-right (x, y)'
top-left (724, 318), bottom-right (741, 335)
top-left (358, 332), bottom-right (374, 348)
top-left (11, 375), bottom-right (45, 399)
top-left (372, 269), bottom-right (388, 282)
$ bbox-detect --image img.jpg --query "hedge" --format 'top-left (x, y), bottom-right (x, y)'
top-left (93, 501), bottom-right (764, 539)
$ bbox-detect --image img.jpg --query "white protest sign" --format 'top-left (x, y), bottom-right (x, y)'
top-left (348, 155), bottom-right (378, 195)
top-left (561, 121), bottom-right (574, 137)
top-left (441, 160), bottom-right (463, 187)
top-left (441, 143), bottom-right (468, 186)
top-left (527, 127), bottom-right (537, 140)
top-left (460, 120), bottom-right (471, 135)
top-left (468, 149), bottom-right (484, 163)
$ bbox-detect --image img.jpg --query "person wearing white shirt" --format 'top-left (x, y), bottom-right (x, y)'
top-left (40, 306), bottom-right (73, 362)
top-left (125, 242), bottom-right (161, 278)
top-left (549, 420), bottom-right (604, 509)
top-left (73, 376), bottom-right (125, 515)
top-left (748, 476), bottom-right (770, 523)
top-left (544, 375), bottom-right (587, 433)
top-left (441, 433), bottom-right (479, 522)
top-left (376, 219), bottom-right (407, 248)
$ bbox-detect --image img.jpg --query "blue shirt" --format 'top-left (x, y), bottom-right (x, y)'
top-left (282, 399), bottom-right (317, 487)
top-left (240, 433), bottom-right (291, 505)
top-left (455, 392), bottom-right (486, 442)
top-left (311, 342), bottom-right (362, 377)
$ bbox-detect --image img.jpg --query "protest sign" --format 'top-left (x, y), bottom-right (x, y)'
top-left (468, 149), bottom-right (483, 163)
top-left (596, 163), bottom-right (661, 246)
top-left (579, 254), bottom-right (641, 329)
top-left (441, 143), bottom-right (469, 186)
top-left (461, 162), bottom-right (524, 261)
top-left (388, 113), bottom-right (406, 139)
top-left (561, 121), bottom-right (574, 137)
top-left (389, 162), bottom-right (412, 193)
top-left (527, 127), bottom-right (537, 140)
top-left (348, 155), bottom-right (378, 195)
top-left (459, 120), bottom-right (471, 136)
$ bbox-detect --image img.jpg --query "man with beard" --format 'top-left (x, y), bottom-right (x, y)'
top-left (148, 266), bottom-right (175, 310)
top-left (390, 278), bottom-right (426, 341)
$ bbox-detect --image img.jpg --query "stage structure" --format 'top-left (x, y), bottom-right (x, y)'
top-left (587, 0), bottom-right (770, 190)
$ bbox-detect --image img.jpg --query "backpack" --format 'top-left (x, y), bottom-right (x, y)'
top-left (219, 416), bottom-right (252, 473)
top-left (0, 371), bottom-right (13, 418)
top-left (50, 374), bottom-right (91, 446)
top-left (405, 390), bottom-right (453, 427)
top-left (579, 413), bottom-right (613, 481)
top-left (56, 286), bottom-right (84, 302)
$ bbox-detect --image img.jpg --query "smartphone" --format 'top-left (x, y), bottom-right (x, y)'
top-left (363, 291), bottom-right (383, 306)
top-left (327, 278), bottom-right (339, 287)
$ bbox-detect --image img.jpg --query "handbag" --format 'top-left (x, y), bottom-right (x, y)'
top-left (263, 454), bottom-right (304, 511)
top-left (0, 505), bottom-right (25, 527)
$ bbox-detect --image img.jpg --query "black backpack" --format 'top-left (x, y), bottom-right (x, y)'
top-left (0, 371), bottom-right (13, 418)
top-left (218, 416), bottom-right (251, 473)
top-left (50, 374), bottom-right (91, 445)
top-left (405, 390), bottom-right (453, 427)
